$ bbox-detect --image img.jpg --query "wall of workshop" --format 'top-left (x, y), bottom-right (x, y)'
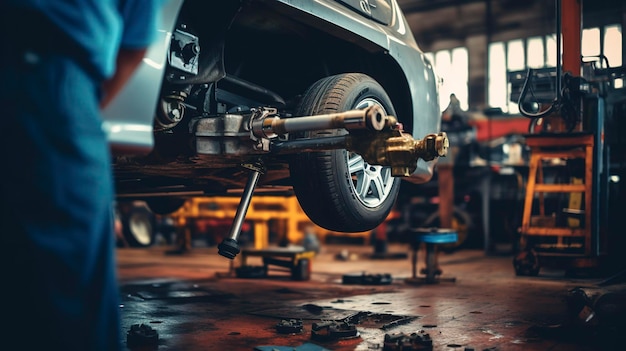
top-left (399, 0), bottom-right (626, 113)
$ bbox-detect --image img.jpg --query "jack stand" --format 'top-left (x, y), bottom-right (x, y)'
top-left (405, 228), bottom-right (457, 284)
top-left (217, 161), bottom-right (265, 259)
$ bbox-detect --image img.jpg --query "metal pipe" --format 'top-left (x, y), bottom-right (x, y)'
top-left (251, 105), bottom-right (390, 139)
top-left (271, 136), bottom-right (348, 153)
top-left (218, 162), bottom-right (264, 259)
top-left (227, 168), bottom-right (260, 241)
top-left (222, 74), bottom-right (286, 107)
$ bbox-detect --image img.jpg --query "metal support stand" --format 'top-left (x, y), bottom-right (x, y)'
top-left (406, 228), bottom-right (457, 285)
top-left (217, 161), bottom-right (265, 259)
top-left (514, 133), bottom-right (598, 276)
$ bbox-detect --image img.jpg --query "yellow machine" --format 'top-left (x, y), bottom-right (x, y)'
top-left (169, 195), bottom-right (374, 249)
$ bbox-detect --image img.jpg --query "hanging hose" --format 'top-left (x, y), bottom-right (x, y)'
top-left (518, 0), bottom-right (562, 120)
top-left (517, 67), bottom-right (558, 118)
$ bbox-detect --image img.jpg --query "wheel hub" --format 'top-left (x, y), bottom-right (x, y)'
top-left (349, 99), bottom-right (396, 208)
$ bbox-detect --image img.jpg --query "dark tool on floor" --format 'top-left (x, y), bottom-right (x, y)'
top-left (235, 265), bottom-right (268, 279)
top-left (126, 323), bottom-right (159, 349)
top-left (406, 228), bottom-right (457, 284)
top-left (383, 331), bottom-right (433, 351)
top-left (342, 272), bottom-right (393, 285)
top-left (255, 343), bottom-right (332, 351)
top-left (381, 316), bottom-right (417, 330)
top-left (311, 321), bottom-right (359, 341)
top-left (276, 319), bottom-right (304, 334)
top-left (240, 246), bottom-right (315, 280)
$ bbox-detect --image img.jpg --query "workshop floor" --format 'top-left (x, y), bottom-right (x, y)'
top-left (117, 244), bottom-right (625, 351)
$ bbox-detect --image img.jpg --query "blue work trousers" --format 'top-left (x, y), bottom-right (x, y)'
top-left (0, 49), bottom-right (122, 350)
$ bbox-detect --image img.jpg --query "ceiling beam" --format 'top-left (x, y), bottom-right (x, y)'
top-left (398, 0), bottom-right (486, 14)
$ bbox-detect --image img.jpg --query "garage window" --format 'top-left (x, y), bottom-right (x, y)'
top-left (425, 47), bottom-right (469, 113)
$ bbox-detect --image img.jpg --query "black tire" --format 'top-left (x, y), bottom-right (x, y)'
top-left (146, 197), bottom-right (186, 215)
top-left (122, 205), bottom-right (155, 247)
top-left (513, 250), bottom-right (540, 276)
top-left (289, 73), bottom-right (401, 232)
top-left (291, 259), bottom-right (311, 281)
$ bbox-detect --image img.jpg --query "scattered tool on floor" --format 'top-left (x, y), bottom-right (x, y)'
top-left (342, 272), bottom-right (393, 285)
top-left (383, 330), bottom-right (433, 351)
top-left (275, 319), bottom-right (304, 334)
top-left (311, 320), bottom-right (359, 341)
top-left (238, 245), bottom-right (315, 280)
top-left (254, 342), bottom-right (332, 351)
top-left (126, 323), bottom-right (159, 349)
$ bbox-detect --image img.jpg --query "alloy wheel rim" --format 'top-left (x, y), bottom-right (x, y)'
top-left (347, 98), bottom-right (396, 208)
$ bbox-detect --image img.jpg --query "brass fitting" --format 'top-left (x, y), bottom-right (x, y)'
top-left (347, 131), bottom-right (449, 177)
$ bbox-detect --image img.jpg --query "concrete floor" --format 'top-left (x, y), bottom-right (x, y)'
top-left (117, 243), bottom-right (625, 351)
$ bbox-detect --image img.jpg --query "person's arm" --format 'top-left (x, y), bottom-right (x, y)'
top-left (100, 48), bottom-right (147, 109)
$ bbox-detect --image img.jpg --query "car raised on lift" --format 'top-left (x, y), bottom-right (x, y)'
top-left (104, 0), bottom-right (445, 251)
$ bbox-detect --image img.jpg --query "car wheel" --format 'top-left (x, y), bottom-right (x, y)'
top-left (146, 197), bottom-right (186, 215)
top-left (513, 250), bottom-right (540, 276)
top-left (289, 73), bottom-right (401, 232)
top-left (122, 205), bottom-right (155, 247)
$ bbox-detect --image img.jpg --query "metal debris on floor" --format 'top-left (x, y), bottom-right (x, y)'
top-left (117, 246), bottom-right (626, 350)
top-left (126, 323), bottom-right (159, 349)
top-left (254, 342), bottom-right (332, 351)
top-left (383, 330), bottom-right (433, 351)
top-left (521, 284), bottom-right (626, 349)
top-left (310, 320), bottom-right (359, 341)
top-left (342, 272), bottom-right (393, 285)
top-left (275, 319), bottom-right (304, 334)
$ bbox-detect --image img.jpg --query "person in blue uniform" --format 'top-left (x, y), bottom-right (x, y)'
top-left (0, 1), bottom-right (163, 350)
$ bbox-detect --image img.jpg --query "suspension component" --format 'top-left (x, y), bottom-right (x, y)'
top-left (155, 90), bottom-right (188, 131)
top-left (272, 128), bottom-right (449, 177)
top-left (347, 130), bottom-right (449, 177)
top-left (249, 105), bottom-right (396, 150)
top-left (217, 160), bottom-right (265, 259)
top-left (248, 105), bottom-right (448, 176)
top-left (211, 107), bottom-right (447, 260)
